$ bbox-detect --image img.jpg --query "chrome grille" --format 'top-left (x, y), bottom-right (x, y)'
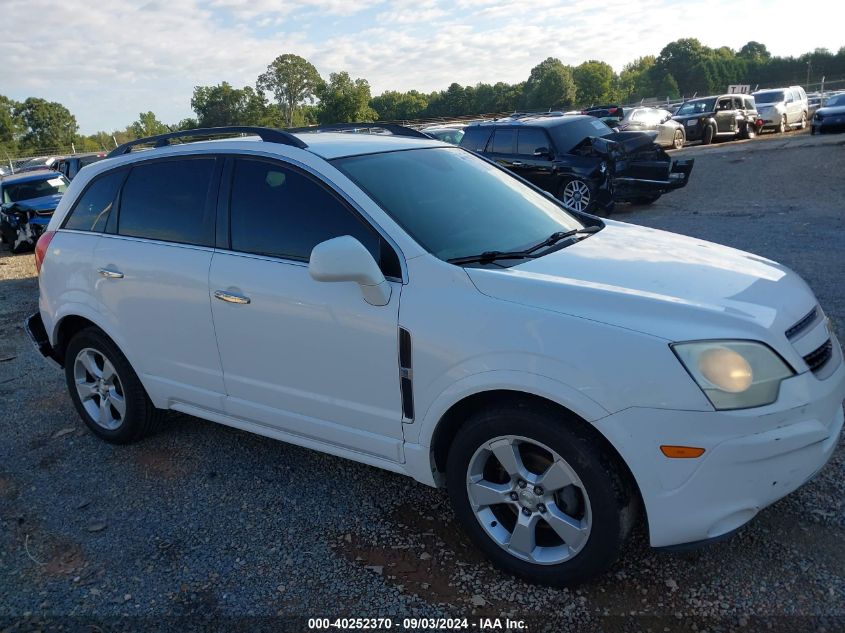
top-left (803, 340), bottom-right (833, 373)
top-left (785, 307), bottom-right (818, 339)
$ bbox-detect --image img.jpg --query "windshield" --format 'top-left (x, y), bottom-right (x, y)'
top-left (754, 91), bottom-right (785, 104)
top-left (333, 147), bottom-right (584, 262)
top-left (2, 175), bottom-right (68, 204)
top-left (826, 94), bottom-right (845, 107)
top-left (676, 98), bottom-right (716, 116)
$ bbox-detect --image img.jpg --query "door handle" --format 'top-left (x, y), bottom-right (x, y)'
top-left (214, 290), bottom-right (251, 305)
top-left (511, 161), bottom-right (524, 167)
top-left (97, 268), bottom-right (124, 279)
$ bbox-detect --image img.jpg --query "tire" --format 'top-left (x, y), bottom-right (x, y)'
top-left (741, 122), bottom-right (757, 140)
top-left (811, 125), bottom-right (816, 136)
top-left (701, 124), bottom-right (714, 145)
top-left (64, 327), bottom-right (161, 444)
top-left (672, 129), bottom-right (684, 150)
top-left (800, 112), bottom-right (807, 130)
top-left (446, 401), bottom-right (635, 586)
top-left (556, 177), bottom-right (597, 214)
top-left (778, 115), bottom-right (787, 134)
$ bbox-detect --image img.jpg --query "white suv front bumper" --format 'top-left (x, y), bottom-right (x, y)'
top-left (595, 343), bottom-right (845, 548)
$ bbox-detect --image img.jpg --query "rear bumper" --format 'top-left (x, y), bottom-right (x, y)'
top-left (595, 353), bottom-right (845, 548)
top-left (25, 311), bottom-right (61, 366)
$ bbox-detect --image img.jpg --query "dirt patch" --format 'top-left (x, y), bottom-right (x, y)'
top-left (131, 440), bottom-right (193, 480)
top-left (334, 503), bottom-right (501, 607)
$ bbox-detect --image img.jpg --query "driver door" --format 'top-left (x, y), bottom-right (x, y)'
top-left (715, 97), bottom-right (736, 134)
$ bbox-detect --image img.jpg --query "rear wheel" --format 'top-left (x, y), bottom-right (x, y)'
top-left (557, 178), bottom-right (596, 214)
top-left (701, 124), bottom-right (714, 145)
top-left (800, 112), bottom-right (807, 130)
top-left (778, 115), bottom-right (787, 134)
top-left (741, 122), bottom-right (757, 140)
top-left (65, 328), bottom-right (160, 444)
top-left (672, 129), bottom-right (684, 150)
top-left (446, 402), bottom-right (634, 586)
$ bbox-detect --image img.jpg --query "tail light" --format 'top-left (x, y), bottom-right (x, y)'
top-left (35, 230), bottom-right (56, 274)
top-left (756, 119), bottom-right (763, 127)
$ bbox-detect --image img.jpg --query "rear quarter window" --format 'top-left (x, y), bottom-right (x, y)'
top-left (63, 169), bottom-right (126, 232)
top-left (459, 127), bottom-right (493, 152)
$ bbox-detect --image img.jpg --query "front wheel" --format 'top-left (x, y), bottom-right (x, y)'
top-left (446, 403), bottom-right (634, 586)
top-left (65, 328), bottom-right (161, 444)
top-left (701, 124), bottom-right (714, 145)
top-left (557, 178), bottom-right (596, 214)
top-left (672, 129), bottom-right (684, 150)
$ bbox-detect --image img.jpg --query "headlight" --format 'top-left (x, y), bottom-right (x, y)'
top-left (671, 340), bottom-right (794, 410)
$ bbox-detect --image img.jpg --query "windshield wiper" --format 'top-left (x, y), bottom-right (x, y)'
top-left (523, 226), bottom-right (601, 253)
top-left (447, 226), bottom-right (602, 266)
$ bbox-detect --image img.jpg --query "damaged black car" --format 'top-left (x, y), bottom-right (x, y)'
top-left (459, 114), bottom-right (693, 214)
top-left (0, 170), bottom-right (68, 253)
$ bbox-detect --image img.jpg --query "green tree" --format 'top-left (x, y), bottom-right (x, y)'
top-left (0, 95), bottom-right (22, 152)
top-left (523, 58), bottom-right (577, 110)
top-left (655, 38), bottom-right (711, 95)
top-left (617, 56), bottom-right (656, 101)
top-left (129, 111), bottom-right (170, 138)
top-left (316, 72), bottom-right (377, 124)
top-left (15, 98), bottom-right (78, 151)
top-left (257, 54), bottom-right (323, 127)
top-left (191, 82), bottom-right (269, 127)
top-left (573, 60), bottom-right (616, 106)
top-left (370, 90), bottom-right (428, 120)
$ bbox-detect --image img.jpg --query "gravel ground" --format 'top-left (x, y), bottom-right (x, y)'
top-left (1, 130), bottom-right (844, 632)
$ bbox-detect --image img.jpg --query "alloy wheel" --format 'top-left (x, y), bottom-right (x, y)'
top-left (673, 130), bottom-right (684, 149)
top-left (465, 435), bottom-right (592, 565)
top-left (561, 180), bottom-right (592, 213)
top-left (73, 347), bottom-right (126, 430)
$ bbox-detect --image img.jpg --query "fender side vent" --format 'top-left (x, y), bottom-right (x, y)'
top-left (399, 327), bottom-right (414, 421)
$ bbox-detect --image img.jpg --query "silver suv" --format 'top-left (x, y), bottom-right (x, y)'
top-left (753, 86), bottom-right (809, 133)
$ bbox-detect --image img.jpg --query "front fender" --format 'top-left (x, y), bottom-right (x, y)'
top-left (407, 369), bottom-right (611, 449)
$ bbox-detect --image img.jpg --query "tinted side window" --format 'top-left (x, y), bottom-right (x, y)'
top-left (64, 170), bottom-right (125, 232)
top-left (118, 158), bottom-right (216, 246)
top-left (491, 129), bottom-right (515, 154)
top-left (229, 159), bottom-right (397, 275)
top-left (517, 128), bottom-right (550, 155)
top-left (459, 127), bottom-right (492, 152)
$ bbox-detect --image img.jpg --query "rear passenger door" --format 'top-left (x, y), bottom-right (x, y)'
top-left (91, 156), bottom-right (226, 412)
top-left (511, 128), bottom-right (556, 190)
top-left (208, 156), bottom-right (405, 462)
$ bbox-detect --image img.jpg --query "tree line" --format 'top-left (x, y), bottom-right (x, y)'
top-left (2, 38), bottom-right (844, 158)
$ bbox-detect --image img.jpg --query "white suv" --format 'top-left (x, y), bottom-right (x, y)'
top-left (27, 125), bottom-right (844, 586)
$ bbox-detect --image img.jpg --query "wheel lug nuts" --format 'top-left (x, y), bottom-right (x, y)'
top-left (534, 486), bottom-right (544, 495)
top-left (509, 492), bottom-right (518, 501)
top-left (517, 480), bottom-right (527, 489)
top-left (538, 504), bottom-right (547, 513)
top-left (521, 507), bottom-right (532, 516)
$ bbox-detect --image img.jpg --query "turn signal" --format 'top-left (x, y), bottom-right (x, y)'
top-left (660, 445), bottom-right (705, 459)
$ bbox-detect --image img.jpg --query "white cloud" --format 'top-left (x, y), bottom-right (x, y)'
top-left (1, 0), bottom-right (842, 134)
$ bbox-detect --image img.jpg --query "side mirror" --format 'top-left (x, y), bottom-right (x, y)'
top-left (309, 235), bottom-right (391, 306)
top-left (533, 147), bottom-right (551, 157)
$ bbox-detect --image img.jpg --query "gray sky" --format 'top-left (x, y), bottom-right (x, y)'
top-left (2, 0), bottom-right (841, 134)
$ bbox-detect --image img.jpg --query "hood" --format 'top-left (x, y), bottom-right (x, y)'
top-left (4, 194), bottom-right (62, 213)
top-left (816, 105), bottom-right (845, 116)
top-left (465, 221), bottom-right (817, 344)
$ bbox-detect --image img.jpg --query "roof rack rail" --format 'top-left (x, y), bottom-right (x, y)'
top-left (107, 126), bottom-right (308, 158)
top-left (286, 122), bottom-right (430, 139)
